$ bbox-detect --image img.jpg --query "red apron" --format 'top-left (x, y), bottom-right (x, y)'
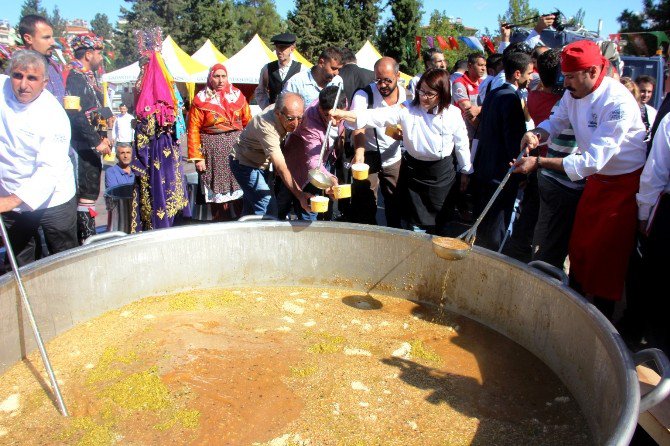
top-left (568, 169), bottom-right (642, 301)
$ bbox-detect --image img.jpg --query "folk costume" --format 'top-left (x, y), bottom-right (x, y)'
top-left (131, 29), bottom-right (190, 231)
top-left (187, 64), bottom-right (251, 218)
top-left (537, 41), bottom-right (647, 303)
top-left (64, 33), bottom-right (106, 243)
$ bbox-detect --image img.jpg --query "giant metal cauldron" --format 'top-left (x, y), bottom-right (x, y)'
top-left (1, 222), bottom-right (668, 445)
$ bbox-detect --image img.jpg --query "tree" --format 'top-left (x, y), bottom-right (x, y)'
top-left (618, 0), bottom-right (670, 55)
top-left (346, 0), bottom-right (380, 45)
top-left (497, 0), bottom-right (539, 27)
top-left (91, 13), bottom-right (114, 40)
top-left (49, 5), bottom-right (67, 38)
top-left (20, 0), bottom-right (47, 19)
top-left (236, 0), bottom-right (284, 47)
top-left (287, 0), bottom-right (378, 62)
top-left (421, 10), bottom-right (476, 70)
top-left (114, 1), bottom-right (165, 67)
top-left (185, 0), bottom-right (240, 55)
top-left (377, 0), bottom-right (423, 74)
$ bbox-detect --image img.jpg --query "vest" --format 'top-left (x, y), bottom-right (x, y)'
top-left (268, 60), bottom-right (302, 105)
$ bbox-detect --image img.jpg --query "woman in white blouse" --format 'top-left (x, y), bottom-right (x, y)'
top-left (331, 69), bottom-right (471, 233)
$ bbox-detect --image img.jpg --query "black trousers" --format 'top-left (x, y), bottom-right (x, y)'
top-left (532, 174), bottom-right (583, 269)
top-left (3, 197), bottom-right (78, 267)
top-left (471, 175), bottom-right (520, 251)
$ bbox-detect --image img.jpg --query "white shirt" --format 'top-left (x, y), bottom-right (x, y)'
top-left (0, 75), bottom-right (75, 212)
top-left (644, 103), bottom-right (658, 130)
top-left (538, 77), bottom-right (647, 181)
top-left (479, 71), bottom-right (505, 105)
top-left (350, 83), bottom-right (406, 168)
top-left (282, 69), bottom-right (343, 107)
top-left (113, 112), bottom-right (134, 143)
top-left (352, 101), bottom-right (471, 173)
top-left (637, 112), bottom-right (670, 221)
top-left (254, 57), bottom-right (309, 110)
top-left (408, 74), bottom-right (422, 96)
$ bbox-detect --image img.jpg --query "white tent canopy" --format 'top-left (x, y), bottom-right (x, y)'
top-left (102, 61), bottom-right (140, 83)
top-left (355, 41), bottom-right (383, 72)
top-left (190, 34), bottom-right (274, 84)
top-left (191, 39), bottom-right (228, 67)
top-left (102, 36), bottom-right (207, 84)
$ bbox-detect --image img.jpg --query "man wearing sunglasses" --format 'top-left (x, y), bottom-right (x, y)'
top-left (230, 92), bottom-right (311, 217)
top-left (348, 57), bottom-right (406, 227)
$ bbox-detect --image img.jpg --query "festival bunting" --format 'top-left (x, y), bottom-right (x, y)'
top-left (448, 36), bottom-right (459, 50)
top-left (426, 36), bottom-right (435, 49)
top-left (436, 36), bottom-right (449, 51)
top-left (459, 36), bottom-right (484, 52)
top-left (415, 36), bottom-right (422, 59)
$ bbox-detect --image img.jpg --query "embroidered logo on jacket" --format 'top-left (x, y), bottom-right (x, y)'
top-left (588, 113), bottom-right (598, 128)
top-left (608, 106), bottom-right (626, 121)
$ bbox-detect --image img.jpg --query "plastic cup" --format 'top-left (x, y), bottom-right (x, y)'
top-left (351, 163), bottom-right (369, 181)
top-left (310, 196), bottom-right (329, 213)
top-left (333, 184), bottom-right (352, 200)
top-left (385, 124), bottom-right (402, 139)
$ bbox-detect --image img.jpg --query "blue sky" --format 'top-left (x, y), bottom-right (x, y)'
top-left (6, 0), bottom-right (639, 39)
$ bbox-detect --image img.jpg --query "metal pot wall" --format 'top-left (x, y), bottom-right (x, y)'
top-left (0, 222), bottom-right (668, 445)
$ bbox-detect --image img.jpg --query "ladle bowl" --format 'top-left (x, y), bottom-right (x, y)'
top-left (431, 236), bottom-right (473, 260)
top-left (308, 169), bottom-right (335, 189)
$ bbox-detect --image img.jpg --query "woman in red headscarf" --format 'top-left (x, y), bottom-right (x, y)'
top-left (188, 64), bottom-right (251, 220)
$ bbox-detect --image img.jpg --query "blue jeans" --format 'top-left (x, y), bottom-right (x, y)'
top-left (276, 179), bottom-right (317, 221)
top-left (229, 157), bottom-right (277, 217)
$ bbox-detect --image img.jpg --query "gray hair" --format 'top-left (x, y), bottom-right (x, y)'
top-left (275, 92), bottom-right (304, 113)
top-left (8, 50), bottom-right (48, 80)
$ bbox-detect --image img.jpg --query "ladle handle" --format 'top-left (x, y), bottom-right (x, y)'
top-left (316, 84), bottom-right (343, 169)
top-left (463, 149), bottom-right (527, 241)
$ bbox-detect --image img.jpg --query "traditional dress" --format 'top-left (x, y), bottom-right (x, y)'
top-left (187, 64), bottom-right (250, 206)
top-left (131, 51), bottom-right (190, 231)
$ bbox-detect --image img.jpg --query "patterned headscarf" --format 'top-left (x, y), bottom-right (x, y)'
top-left (193, 64), bottom-right (246, 122)
top-left (69, 33), bottom-right (104, 52)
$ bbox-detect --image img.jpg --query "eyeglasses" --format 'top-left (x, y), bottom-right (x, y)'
top-left (417, 89), bottom-right (438, 99)
top-left (375, 78), bottom-right (394, 85)
top-left (281, 111), bottom-right (303, 122)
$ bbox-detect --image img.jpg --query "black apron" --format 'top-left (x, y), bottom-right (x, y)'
top-left (398, 152), bottom-right (456, 230)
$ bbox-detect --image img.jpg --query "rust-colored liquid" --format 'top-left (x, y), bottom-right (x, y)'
top-left (0, 287), bottom-right (591, 445)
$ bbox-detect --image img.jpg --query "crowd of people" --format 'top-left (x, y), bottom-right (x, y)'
top-left (0, 14), bottom-right (668, 354)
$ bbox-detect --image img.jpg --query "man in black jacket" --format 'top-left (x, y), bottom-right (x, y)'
top-left (471, 51), bottom-right (533, 250)
top-left (254, 33), bottom-right (304, 110)
top-left (65, 33), bottom-right (111, 243)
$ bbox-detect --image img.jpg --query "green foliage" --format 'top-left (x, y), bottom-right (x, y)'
top-left (287, 0), bottom-right (380, 62)
top-left (185, 0), bottom-right (240, 55)
top-left (421, 10), bottom-right (476, 72)
top-left (497, 0), bottom-right (539, 27)
top-left (91, 13), bottom-right (114, 40)
top-left (20, 0), bottom-right (47, 19)
top-left (618, 0), bottom-right (670, 55)
top-left (49, 6), bottom-right (67, 38)
top-left (378, 0), bottom-right (423, 74)
top-left (113, 0), bottom-right (283, 66)
top-left (235, 0), bottom-right (285, 47)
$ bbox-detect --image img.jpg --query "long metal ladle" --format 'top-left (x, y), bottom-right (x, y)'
top-left (308, 84), bottom-right (343, 190)
top-left (432, 148), bottom-right (528, 260)
top-left (0, 215), bottom-right (69, 416)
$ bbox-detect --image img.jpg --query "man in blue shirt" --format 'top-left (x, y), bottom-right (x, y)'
top-left (18, 15), bottom-right (66, 104)
top-left (105, 143), bottom-right (135, 190)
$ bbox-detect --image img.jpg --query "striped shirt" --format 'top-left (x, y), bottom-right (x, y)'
top-left (540, 99), bottom-right (585, 190)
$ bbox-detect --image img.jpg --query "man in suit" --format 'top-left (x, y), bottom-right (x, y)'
top-left (471, 51), bottom-right (534, 251)
top-left (338, 47), bottom-right (375, 104)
